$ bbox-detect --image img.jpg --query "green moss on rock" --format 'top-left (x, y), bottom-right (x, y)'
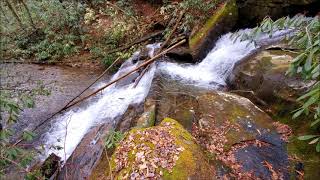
top-left (110, 118), bottom-right (214, 179)
top-left (189, 0), bottom-right (238, 60)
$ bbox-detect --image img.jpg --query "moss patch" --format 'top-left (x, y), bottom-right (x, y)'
top-left (189, 0), bottom-right (237, 49)
top-left (110, 118), bottom-right (213, 179)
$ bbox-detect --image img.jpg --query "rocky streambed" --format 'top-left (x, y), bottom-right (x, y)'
top-left (90, 45), bottom-right (319, 180)
top-left (3, 35), bottom-right (319, 180)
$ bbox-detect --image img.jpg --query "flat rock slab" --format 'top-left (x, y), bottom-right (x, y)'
top-left (193, 92), bottom-right (289, 179)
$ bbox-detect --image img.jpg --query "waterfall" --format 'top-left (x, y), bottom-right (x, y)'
top-left (42, 29), bottom-right (288, 161)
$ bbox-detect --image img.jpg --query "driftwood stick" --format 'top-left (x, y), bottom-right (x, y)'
top-left (133, 65), bottom-right (149, 88)
top-left (133, 10), bottom-right (185, 87)
top-left (64, 57), bottom-right (121, 108)
top-left (159, 9), bottom-right (185, 52)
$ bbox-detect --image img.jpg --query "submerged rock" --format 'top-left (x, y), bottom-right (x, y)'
top-left (110, 118), bottom-right (214, 179)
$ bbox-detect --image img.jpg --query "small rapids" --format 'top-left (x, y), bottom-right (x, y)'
top-left (42, 29), bottom-right (289, 161)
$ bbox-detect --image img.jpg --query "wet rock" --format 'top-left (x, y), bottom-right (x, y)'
top-left (135, 104), bottom-right (156, 128)
top-left (192, 92), bottom-right (289, 179)
top-left (40, 153), bottom-right (61, 179)
top-left (110, 118), bottom-right (214, 179)
top-left (117, 104), bottom-right (144, 132)
top-left (189, 0), bottom-right (238, 61)
top-left (166, 46), bottom-right (194, 63)
top-left (154, 75), bottom-right (211, 131)
top-left (58, 123), bottom-right (112, 180)
top-left (236, 0), bottom-right (320, 28)
top-left (228, 49), bottom-right (320, 179)
top-left (228, 49), bottom-right (315, 106)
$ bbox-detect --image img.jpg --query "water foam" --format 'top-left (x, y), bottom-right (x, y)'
top-left (158, 29), bottom-right (290, 88)
top-left (43, 58), bottom-right (156, 161)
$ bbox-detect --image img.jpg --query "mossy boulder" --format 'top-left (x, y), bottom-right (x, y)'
top-left (189, 0), bottom-right (238, 61)
top-left (110, 118), bottom-right (214, 179)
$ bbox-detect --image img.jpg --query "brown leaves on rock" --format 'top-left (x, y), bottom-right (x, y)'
top-left (192, 117), bottom-right (240, 155)
top-left (113, 122), bottom-right (184, 179)
top-left (263, 161), bottom-right (285, 180)
top-left (191, 116), bottom-right (281, 179)
top-left (272, 122), bottom-right (292, 142)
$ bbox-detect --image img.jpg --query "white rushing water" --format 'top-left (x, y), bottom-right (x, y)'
top-left (43, 29), bottom-right (287, 161)
top-left (159, 29), bottom-right (291, 88)
top-left (43, 46), bottom-right (158, 160)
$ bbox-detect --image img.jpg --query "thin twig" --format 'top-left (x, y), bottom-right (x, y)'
top-left (64, 57), bottom-right (121, 108)
top-left (105, 150), bottom-right (113, 180)
top-left (133, 9), bottom-right (185, 87)
top-left (0, 156), bottom-right (29, 174)
top-left (105, 1), bottom-right (138, 22)
top-left (64, 116), bottom-right (71, 180)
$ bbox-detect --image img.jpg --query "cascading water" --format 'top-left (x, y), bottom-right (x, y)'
top-left (159, 29), bottom-right (292, 88)
top-left (42, 29), bottom-right (288, 162)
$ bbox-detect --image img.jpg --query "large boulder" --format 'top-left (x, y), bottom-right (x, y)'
top-left (227, 49), bottom-right (315, 108)
top-left (189, 0), bottom-right (238, 61)
top-left (110, 118), bottom-right (214, 179)
top-left (148, 73), bottom-right (290, 179)
top-left (227, 48), bottom-right (320, 179)
top-left (57, 124), bottom-right (112, 180)
top-left (193, 92), bottom-right (290, 179)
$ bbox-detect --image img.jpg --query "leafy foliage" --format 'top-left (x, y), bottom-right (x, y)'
top-left (233, 15), bottom-right (319, 151)
top-left (298, 135), bottom-right (320, 152)
top-left (105, 129), bottom-right (124, 150)
top-left (1, 0), bottom-right (85, 61)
